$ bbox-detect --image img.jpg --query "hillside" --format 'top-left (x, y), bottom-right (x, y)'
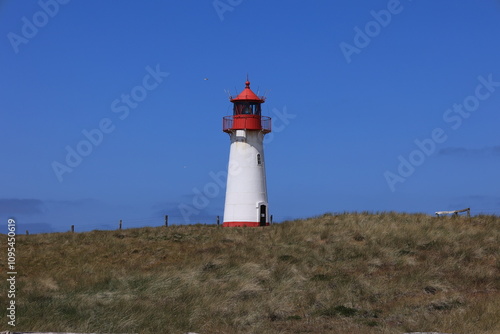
top-left (1, 212), bottom-right (499, 334)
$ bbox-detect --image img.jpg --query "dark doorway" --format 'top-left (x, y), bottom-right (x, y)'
top-left (259, 205), bottom-right (267, 226)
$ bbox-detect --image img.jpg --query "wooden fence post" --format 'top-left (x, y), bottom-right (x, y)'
top-left (165, 215), bottom-right (168, 227)
top-left (270, 215), bottom-right (273, 225)
top-left (217, 216), bottom-right (220, 226)
top-left (71, 225), bottom-right (75, 233)
top-left (119, 219), bottom-right (122, 230)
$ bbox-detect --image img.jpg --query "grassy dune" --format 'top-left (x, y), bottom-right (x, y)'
top-left (1, 212), bottom-right (499, 333)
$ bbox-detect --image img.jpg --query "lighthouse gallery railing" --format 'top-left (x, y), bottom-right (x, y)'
top-left (223, 116), bottom-right (271, 133)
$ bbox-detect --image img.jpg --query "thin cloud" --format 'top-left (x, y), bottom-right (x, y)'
top-left (44, 198), bottom-right (102, 209)
top-left (0, 198), bottom-right (44, 215)
top-left (438, 146), bottom-right (500, 157)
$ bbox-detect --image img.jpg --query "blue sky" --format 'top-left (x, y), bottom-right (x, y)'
top-left (1, 0), bottom-right (500, 233)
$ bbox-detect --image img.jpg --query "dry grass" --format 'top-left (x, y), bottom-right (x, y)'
top-left (1, 212), bottom-right (499, 333)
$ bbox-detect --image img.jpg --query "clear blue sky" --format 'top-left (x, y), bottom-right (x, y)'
top-left (2, 0), bottom-right (500, 233)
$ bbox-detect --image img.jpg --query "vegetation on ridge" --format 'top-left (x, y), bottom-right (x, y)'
top-left (1, 212), bottom-right (499, 333)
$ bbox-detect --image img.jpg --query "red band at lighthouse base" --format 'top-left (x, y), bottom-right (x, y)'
top-left (222, 221), bottom-right (270, 227)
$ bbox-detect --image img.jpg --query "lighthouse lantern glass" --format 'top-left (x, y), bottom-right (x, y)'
top-left (233, 102), bottom-right (261, 116)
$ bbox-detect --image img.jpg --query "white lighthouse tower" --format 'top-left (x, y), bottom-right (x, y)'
top-left (222, 80), bottom-right (271, 227)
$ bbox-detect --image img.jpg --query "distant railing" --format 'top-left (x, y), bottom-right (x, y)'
top-left (223, 115), bottom-right (271, 133)
top-left (222, 116), bottom-right (233, 131)
top-left (261, 116), bottom-right (271, 132)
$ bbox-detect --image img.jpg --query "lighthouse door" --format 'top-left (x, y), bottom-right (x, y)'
top-left (259, 205), bottom-right (267, 226)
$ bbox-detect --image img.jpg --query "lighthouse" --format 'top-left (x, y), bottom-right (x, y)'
top-left (222, 80), bottom-right (271, 227)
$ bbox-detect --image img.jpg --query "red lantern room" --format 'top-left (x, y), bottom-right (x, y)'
top-left (223, 81), bottom-right (271, 133)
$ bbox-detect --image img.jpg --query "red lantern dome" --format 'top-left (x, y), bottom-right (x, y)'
top-left (230, 81), bottom-right (265, 102)
top-left (223, 80), bottom-right (271, 133)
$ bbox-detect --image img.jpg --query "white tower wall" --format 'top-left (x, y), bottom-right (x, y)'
top-left (223, 129), bottom-right (268, 225)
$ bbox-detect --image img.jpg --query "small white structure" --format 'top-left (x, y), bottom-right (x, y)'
top-left (222, 80), bottom-right (271, 227)
top-left (435, 208), bottom-right (470, 217)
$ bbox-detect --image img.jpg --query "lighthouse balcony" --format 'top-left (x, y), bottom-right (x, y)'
top-left (223, 115), bottom-right (271, 133)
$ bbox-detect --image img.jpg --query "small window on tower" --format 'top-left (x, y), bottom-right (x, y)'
top-left (257, 154), bottom-right (262, 165)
